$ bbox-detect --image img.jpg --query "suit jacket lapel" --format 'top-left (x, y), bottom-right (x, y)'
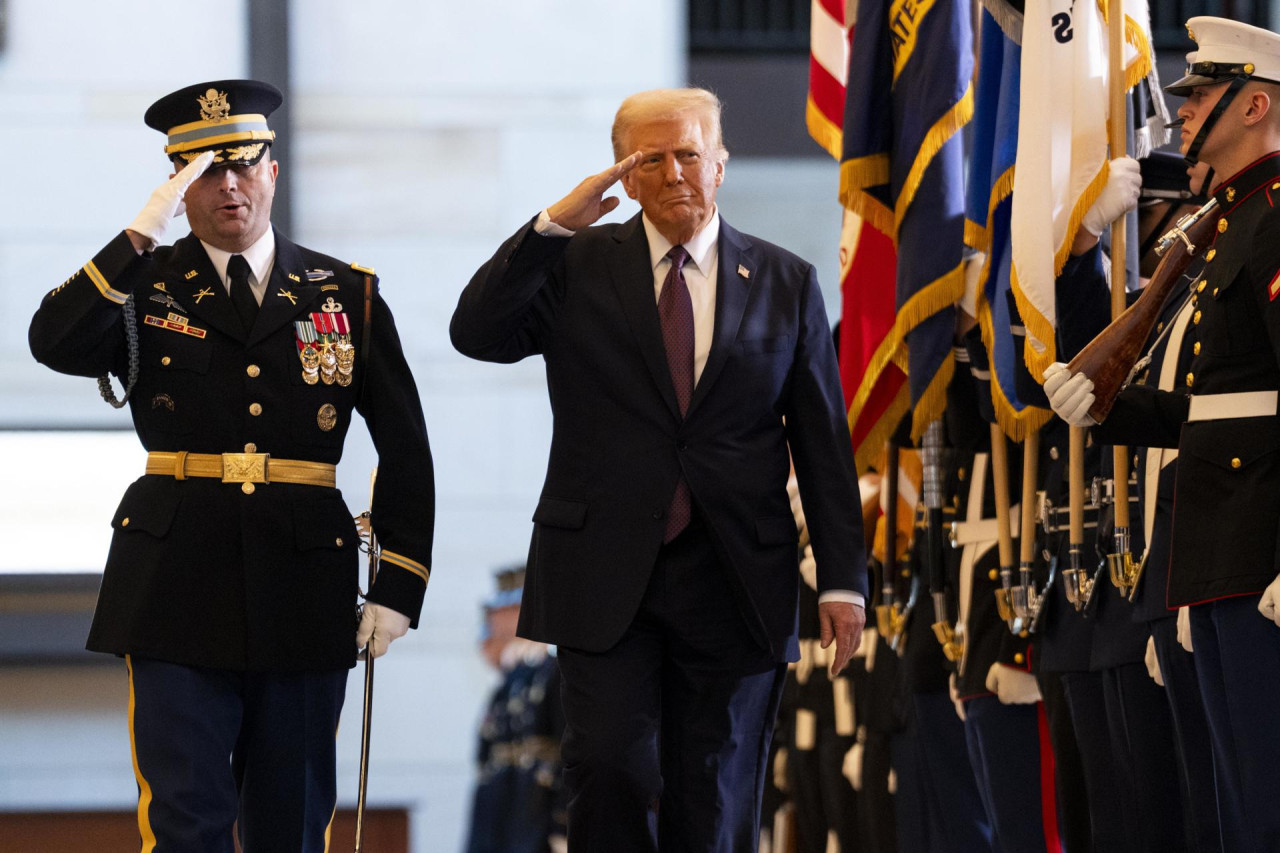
top-left (165, 234), bottom-right (245, 341)
top-left (247, 232), bottom-right (322, 346)
top-left (687, 219), bottom-right (753, 416)
top-left (609, 214), bottom-right (682, 420)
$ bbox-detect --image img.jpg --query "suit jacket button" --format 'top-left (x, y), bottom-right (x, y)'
top-left (652, 509), bottom-right (664, 520)
top-left (1232, 457), bottom-right (1242, 469)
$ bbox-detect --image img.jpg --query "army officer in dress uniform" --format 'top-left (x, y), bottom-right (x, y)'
top-left (27, 79), bottom-right (434, 852)
top-left (1045, 18), bottom-right (1280, 851)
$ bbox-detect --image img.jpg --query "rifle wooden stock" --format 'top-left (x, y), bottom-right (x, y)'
top-left (1066, 198), bottom-right (1222, 422)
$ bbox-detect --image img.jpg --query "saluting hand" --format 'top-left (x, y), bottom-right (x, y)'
top-left (126, 150), bottom-right (216, 253)
top-left (819, 600), bottom-right (866, 678)
top-left (546, 152), bottom-right (642, 232)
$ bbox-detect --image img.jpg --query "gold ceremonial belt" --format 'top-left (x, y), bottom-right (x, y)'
top-left (146, 451), bottom-right (336, 492)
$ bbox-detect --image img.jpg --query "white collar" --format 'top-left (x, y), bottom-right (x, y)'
top-left (200, 227), bottom-right (277, 286)
top-left (642, 207), bottom-right (720, 275)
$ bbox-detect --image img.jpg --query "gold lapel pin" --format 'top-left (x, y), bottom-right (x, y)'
top-left (737, 264), bottom-right (751, 279)
top-left (288, 273), bottom-right (301, 283)
top-left (184, 270), bottom-right (198, 280)
top-left (194, 287), bottom-right (215, 304)
top-left (277, 288), bottom-right (298, 305)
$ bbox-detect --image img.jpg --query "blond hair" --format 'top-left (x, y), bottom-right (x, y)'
top-left (611, 88), bottom-right (729, 162)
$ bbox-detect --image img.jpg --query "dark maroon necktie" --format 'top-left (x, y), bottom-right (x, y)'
top-left (658, 245), bottom-right (694, 542)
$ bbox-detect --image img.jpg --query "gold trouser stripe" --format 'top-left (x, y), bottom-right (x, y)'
top-left (84, 261), bottom-right (128, 305)
top-left (380, 550), bottom-right (430, 585)
top-left (125, 655), bottom-right (159, 853)
top-left (145, 451), bottom-right (336, 488)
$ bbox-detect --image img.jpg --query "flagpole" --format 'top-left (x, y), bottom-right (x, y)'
top-left (1106, 0), bottom-right (1137, 594)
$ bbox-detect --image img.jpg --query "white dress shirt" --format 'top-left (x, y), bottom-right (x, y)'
top-left (200, 227), bottom-right (276, 306)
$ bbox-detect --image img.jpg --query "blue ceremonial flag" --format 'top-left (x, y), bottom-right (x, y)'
top-left (964, 4), bottom-right (1051, 439)
top-left (841, 0), bottom-right (974, 440)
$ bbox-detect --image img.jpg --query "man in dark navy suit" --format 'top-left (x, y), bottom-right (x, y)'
top-left (451, 88), bottom-right (867, 852)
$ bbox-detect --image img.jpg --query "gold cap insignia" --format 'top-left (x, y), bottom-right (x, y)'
top-left (198, 88), bottom-right (231, 123)
top-left (1187, 25), bottom-right (1197, 42)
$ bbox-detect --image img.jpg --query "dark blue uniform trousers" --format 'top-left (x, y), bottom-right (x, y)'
top-left (556, 519), bottom-right (788, 853)
top-left (963, 696), bottom-right (1050, 853)
top-left (1060, 670), bottom-right (1130, 853)
top-left (126, 656), bottom-right (347, 852)
top-left (1099, 662), bottom-right (1188, 852)
top-left (1190, 595), bottom-right (1280, 853)
top-left (1149, 615), bottom-right (1223, 853)
top-left (895, 690), bottom-right (993, 853)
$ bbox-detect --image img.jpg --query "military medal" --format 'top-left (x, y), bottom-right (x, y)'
top-left (295, 319), bottom-right (320, 384)
top-left (335, 340), bottom-right (355, 386)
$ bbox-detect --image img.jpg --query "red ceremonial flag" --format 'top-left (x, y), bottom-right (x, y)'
top-left (808, 0), bottom-right (905, 471)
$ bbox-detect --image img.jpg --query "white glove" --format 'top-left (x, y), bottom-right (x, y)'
top-left (985, 663), bottom-right (1042, 705)
top-left (126, 151), bottom-right (215, 251)
top-left (843, 741), bottom-right (865, 791)
top-left (799, 544), bottom-right (818, 591)
top-left (1043, 362), bottom-right (1097, 427)
top-left (1259, 575), bottom-right (1280, 628)
top-left (949, 673), bottom-right (967, 722)
top-left (960, 251), bottom-right (986, 318)
top-left (1082, 156), bottom-right (1143, 236)
top-left (355, 602), bottom-right (411, 659)
top-left (773, 747), bottom-right (789, 792)
top-left (1144, 635), bottom-right (1164, 686)
top-left (1177, 605), bottom-right (1194, 653)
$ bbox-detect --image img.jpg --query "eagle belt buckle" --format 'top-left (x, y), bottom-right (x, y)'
top-left (222, 452), bottom-right (270, 492)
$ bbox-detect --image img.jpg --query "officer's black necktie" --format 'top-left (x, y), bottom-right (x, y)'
top-left (227, 254), bottom-right (258, 335)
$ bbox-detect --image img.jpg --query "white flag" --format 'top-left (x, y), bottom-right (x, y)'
top-left (1009, 0), bottom-right (1158, 381)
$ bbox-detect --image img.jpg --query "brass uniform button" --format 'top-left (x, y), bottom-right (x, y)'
top-left (1197, 281), bottom-right (1207, 293)
top-left (1049, 446), bottom-right (1060, 461)
top-left (244, 443), bottom-right (257, 453)
top-left (1232, 458), bottom-right (1242, 469)
top-left (1134, 454), bottom-right (1140, 468)
top-left (1194, 310), bottom-right (1202, 325)
top-left (1186, 373), bottom-right (1194, 387)
top-left (1157, 321), bottom-right (1164, 332)
top-left (1193, 342), bottom-right (1201, 355)
top-left (1213, 288), bottom-right (1219, 297)
top-left (957, 468), bottom-right (967, 481)
top-left (242, 482), bottom-right (256, 495)
top-left (246, 364), bottom-right (261, 378)
top-left (1218, 218), bottom-right (1229, 233)
top-left (901, 569), bottom-right (911, 579)
top-left (1226, 186), bottom-right (1236, 202)
top-left (1207, 249), bottom-right (1217, 261)
top-left (249, 403), bottom-right (263, 416)
top-left (335, 538), bottom-right (344, 547)
top-left (1019, 630), bottom-right (1029, 639)
top-left (122, 517), bottom-right (130, 527)
top-left (989, 568), bottom-right (999, 581)
top-left (1014, 652), bottom-right (1025, 665)
top-left (1246, 63), bottom-right (1256, 74)
top-left (161, 356), bottom-right (171, 366)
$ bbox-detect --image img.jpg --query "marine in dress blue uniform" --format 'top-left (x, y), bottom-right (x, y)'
top-left (28, 80), bottom-right (434, 852)
top-left (1048, 19), bottom-right (1280, 850)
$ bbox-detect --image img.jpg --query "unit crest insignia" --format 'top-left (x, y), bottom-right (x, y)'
top-left (198, 88), bottom-right (231, 122)
top-left (317, 403), bottom-right (338, 432)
